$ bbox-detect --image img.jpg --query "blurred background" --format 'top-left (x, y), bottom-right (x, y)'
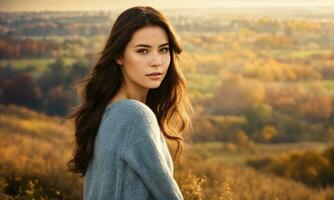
top-left (1, 0), bottom-right (334, 199)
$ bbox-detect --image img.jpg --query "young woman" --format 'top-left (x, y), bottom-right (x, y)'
top-left (67, 6), bottom-right (192, 200)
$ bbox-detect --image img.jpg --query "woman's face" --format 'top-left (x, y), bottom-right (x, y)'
top-left (116, 25), bottom-right (171, 90)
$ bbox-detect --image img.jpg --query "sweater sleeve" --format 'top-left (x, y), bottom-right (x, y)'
top-left (120, 108), bottom-right (184, 200)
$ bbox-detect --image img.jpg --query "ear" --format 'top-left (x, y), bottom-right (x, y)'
top-left (115, 56), bottom-right (124, 66)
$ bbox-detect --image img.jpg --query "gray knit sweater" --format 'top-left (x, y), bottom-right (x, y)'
top-left (83, 99), bottom-right (184, 200)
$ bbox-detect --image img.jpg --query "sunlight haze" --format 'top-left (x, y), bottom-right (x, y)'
top-left (0, 0), bottom-right (334, 11)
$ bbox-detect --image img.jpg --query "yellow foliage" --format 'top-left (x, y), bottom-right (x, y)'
top-left (260, 126), bottom-right (279, 142)
top-left (287, 19), bottom-right (320, 32)
top-left (244, 58), bottom-right (321, 81)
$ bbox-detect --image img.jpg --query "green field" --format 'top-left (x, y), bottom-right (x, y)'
top-left (189, 141), bottom-right (329, 165)
top-left (0, 58), bottom-right (77, 72)
top-left (297, 80), bottom-right (334, 95)
top-left (186, 73), bottom-right (221, 101)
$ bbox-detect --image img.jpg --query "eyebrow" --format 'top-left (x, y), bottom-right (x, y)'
top-left (134, 43), bottom-right (169, 48)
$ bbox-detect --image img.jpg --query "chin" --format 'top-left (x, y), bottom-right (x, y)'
top-left (146, 82), bottom-right (162, 89)
top-left (148, 84), bottom-right (161, 89)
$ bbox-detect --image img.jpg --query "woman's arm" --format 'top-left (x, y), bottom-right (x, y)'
top-left (120, 108), bottom-right (183, 200)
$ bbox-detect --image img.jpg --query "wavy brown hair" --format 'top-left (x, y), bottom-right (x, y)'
top-left (67, 6), bottom-right (193, 176)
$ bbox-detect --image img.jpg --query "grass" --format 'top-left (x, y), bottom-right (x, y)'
top-left (0, 58), bottom-right (77, 72)
top-left (0, 104), bottom-right (81, 199)
top-left (180, 141), bottom-right (334, 200)
top-left (190, 141), bottom-right (329, 166)
top-left (186, 73), bottom-right (221, 101)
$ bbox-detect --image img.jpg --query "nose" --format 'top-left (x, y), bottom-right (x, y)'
top-left (150, 53), bottom-right (162, 67)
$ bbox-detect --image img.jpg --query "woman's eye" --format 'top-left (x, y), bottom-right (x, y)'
top-left (137, 49), bottom-right (148, 54)
top-left (160, 47), bottom-right (169, 53)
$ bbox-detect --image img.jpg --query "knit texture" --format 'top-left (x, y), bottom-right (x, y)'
top-left (83, 99), bottom-right (184, 200)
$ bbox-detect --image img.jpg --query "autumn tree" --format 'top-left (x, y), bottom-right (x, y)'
top-left (213, 74), bottom-right (266, 115)
top-left (0, 69), bottom-right (42, 110)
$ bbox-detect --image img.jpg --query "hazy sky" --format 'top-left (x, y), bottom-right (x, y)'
top-left (1, 0), bottom-right (334, 11)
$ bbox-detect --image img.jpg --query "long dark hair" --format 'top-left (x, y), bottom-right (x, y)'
top-left (67, 6), bottom-right (193, 176)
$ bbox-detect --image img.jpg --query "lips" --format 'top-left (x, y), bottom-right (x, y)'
top-left (146, 72), bottom-right (162, 76)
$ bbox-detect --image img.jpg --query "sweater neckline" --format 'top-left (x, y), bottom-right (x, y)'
top-left (105, 99), bottom-right (142, 111)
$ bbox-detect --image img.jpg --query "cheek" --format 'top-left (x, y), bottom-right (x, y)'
top-left (163, 54), bottom-right (171, 67)
top-left (124, 53), bottom-right (144, 70)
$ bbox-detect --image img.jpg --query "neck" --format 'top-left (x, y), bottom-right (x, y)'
top-left (112, 82), bottom-right (148, 104)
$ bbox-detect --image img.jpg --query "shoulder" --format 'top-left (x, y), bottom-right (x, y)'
top-left (106, 99), bottom-right (157, 124)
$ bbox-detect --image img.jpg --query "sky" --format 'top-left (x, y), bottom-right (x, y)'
top-left (0, 0), bottom-right (334, 12)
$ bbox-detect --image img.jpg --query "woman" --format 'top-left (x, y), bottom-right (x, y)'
top-left (67, 6), bottom-right (192, 200)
